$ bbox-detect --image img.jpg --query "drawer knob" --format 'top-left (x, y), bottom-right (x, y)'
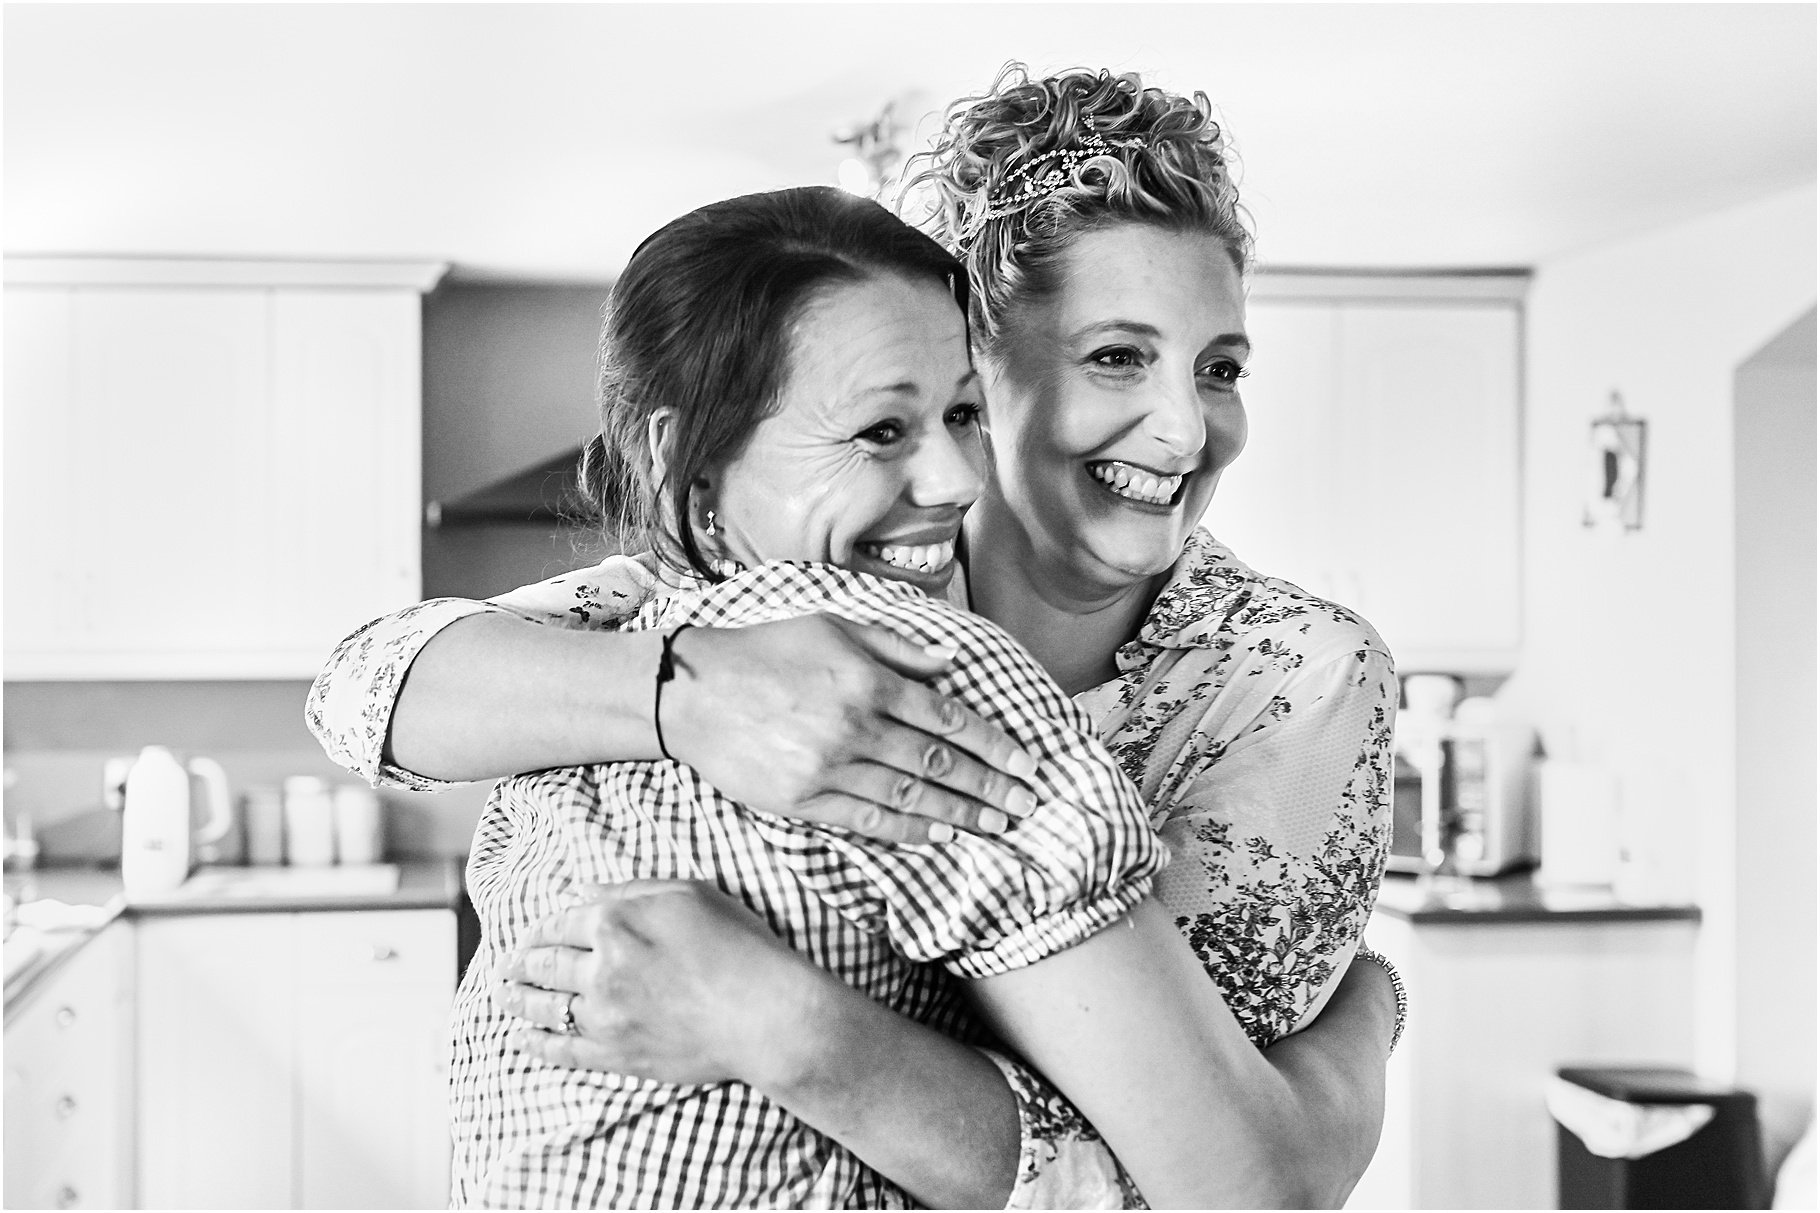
top-left (369, 944), bottom-right (398, 962)
top-left (53, 1006), bottom-right (77, 1029)
top-left (55, 1184), bottom-right (78, 1208)
top-left (55, 1094), bottom-right (78, 1119)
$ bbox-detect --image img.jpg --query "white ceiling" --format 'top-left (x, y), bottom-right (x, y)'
top-left (6, 3), bottom-right (1814, 282)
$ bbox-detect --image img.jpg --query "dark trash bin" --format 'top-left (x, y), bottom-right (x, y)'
top-left (1553, 1066), bottom-right (1768, 1209)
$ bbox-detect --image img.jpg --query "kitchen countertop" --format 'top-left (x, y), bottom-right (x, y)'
top-left (5, 858), bottom-right (465, 1019)
top-left (1374, 869), bottom-right (1702, 925)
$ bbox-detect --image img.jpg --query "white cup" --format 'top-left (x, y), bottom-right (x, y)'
top-left (332, 785), bottom-right (385, 866)
top-left (282, 776), bottom-right (337, 867)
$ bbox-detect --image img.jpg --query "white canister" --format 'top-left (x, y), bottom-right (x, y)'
top-left (1535, 760), bottom-right (1621, 887)
top-left (332, 785), bottom-right (385, 865)
top-left (243, 786), bottom-right (286, 866)
top-left (282, 776), bottom-right (337, 867)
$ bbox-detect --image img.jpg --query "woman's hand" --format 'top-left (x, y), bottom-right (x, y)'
top-left (663, 615), bottom-right (1041, 845)
top-left (499, 879), bottom-right (826, 1090)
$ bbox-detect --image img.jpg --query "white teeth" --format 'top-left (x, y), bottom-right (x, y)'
top-left (1088, 462), bottom-right (1183, 505)
top-left (866, 539), bottom-right (956, 574)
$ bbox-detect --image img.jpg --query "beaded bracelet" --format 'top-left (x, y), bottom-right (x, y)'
top-left (652, 624), bottom-right (693, 761)
top-left (1355, 945), bottom-right (1408, 1056)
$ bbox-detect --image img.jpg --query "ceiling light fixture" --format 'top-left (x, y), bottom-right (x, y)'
top-left (832, 101), bottom-right (904, 200)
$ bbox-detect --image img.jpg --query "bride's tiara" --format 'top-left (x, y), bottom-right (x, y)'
top-left (986, 131), bottom-right (1150, 218)
top-left (956, 131), bottom-right (1149, 250)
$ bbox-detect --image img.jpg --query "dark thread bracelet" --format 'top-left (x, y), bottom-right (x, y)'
top-left (653, 624), bottom-right (692, 762)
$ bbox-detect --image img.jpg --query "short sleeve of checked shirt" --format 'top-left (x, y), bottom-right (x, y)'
top-left (644, 561), bottom-right (1166, 980)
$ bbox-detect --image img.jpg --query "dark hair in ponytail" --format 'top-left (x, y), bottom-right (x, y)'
top-left (580, 185), bottom-right (968, 580)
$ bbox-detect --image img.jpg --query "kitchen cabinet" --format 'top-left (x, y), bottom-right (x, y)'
top-left (1345, 880), bottom-right (1700, 1209)
top-left (3, 258), bottom-right (445, 679)
top-left (135, 908), bottom-right (455, 1209)
top-left (1212, 273), bottom-right (1526, 673)
top-left (3, 922), bottom-right (135, 1210)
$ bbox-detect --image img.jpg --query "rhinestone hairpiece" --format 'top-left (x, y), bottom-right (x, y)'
top-left (978, 131), bottom-right (1146, 223)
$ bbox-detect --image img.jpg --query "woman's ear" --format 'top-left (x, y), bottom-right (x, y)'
top-left (646, 408), bottom-right (677, 488)
top-left (648, 409), bottom-right (719, 539)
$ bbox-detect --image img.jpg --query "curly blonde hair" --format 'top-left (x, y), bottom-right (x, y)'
top-left (901, 63), bottom-right (1252, 359)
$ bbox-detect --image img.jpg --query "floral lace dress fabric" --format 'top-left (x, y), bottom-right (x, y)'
top-left (305, 529), bottom-right (1395, 1209)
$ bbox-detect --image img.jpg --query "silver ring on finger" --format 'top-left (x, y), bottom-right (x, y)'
top-left (556, 991), bottom-right (581, 1035)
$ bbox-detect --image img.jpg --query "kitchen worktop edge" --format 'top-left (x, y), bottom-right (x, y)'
top-left (5, 858), bottom-right (466, 1018)
top-left (1373, 870), bottom-right (1702, 925)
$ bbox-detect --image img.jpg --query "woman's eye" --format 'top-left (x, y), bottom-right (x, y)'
top-left (855, 420), bottom-right (904, 446)
top-left (1199, 359), bottom-right (1250, 388)
top-left (945, 402), bottom-right (983, 427)
top-left (1089, 346), bottom-right (1145, 372)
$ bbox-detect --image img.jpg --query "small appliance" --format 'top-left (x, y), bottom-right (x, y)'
top-left (1388, 678), bottom-right (1537, 877)
top-left (120, 746), bottom-right (233, 896)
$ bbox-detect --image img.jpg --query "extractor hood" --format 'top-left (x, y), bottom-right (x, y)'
top-left (425, 444), bottom-right (592, 527)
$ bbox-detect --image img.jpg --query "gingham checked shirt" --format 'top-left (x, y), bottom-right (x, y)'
top-left (447, 561), bottom-right (1163, 1208)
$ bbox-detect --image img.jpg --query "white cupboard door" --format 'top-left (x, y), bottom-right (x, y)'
top-left (1207, 300), bottom-right (1344, 598)
top-left (136, 914), bottom-right (298, 1210)
top-left (76, 288), bottom-right (272, 676)
top-left (4, 286), bottom-right (271, 678)
top-left (3, 272), bottom-right (426, 679)
top-left (294, 910), bottom-right (454, 1210)
top-left (1338, 304), bottom-right (1522, 667)
top-left (267, 290), bottom-right (423, 671)
top-left (1209, 297), bottom-right (1521, 671)
top-left (3, 286), bottom-right (80, 669)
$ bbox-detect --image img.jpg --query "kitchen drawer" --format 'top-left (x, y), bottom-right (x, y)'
top-left (8, 1168), bottom-right (109, 1211)
top-left (8, 1117), bottom-right (124, 1210)
top-left (294, 909), bottom-right (455, 987)
top-left (7, 1046), bottom-right (117, 1172)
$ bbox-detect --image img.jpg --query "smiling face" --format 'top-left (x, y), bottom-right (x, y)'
top-left (978, 224), bottom-right (1249, 598)
top-left (704, 272), bottom-right (985, 595)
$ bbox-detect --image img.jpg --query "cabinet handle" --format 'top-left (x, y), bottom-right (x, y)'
top-left (54, 1094), bottom-right (77, 1119)
top-left (369, 944), bottom-right (399, 962)
top-left (53, 1005), bottom-right (77, 1029)
top-left (55, 1184), bottom-right (78, 1208)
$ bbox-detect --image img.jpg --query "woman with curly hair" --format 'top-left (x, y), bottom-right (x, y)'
top-left (309, 64), bottom-right (1401, 1208)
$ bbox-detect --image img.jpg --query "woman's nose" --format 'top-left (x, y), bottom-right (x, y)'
top-left (909, 426), bottom-right (985, 509)
top-left (1144, 375), bottom-right (1209, 461)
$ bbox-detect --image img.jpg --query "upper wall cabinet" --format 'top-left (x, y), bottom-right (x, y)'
top-left (5, 259), bottom-right (446, 679)
top-left (1210, 274), bottom-right (1526, 674)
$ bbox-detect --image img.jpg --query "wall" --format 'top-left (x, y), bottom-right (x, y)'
top-left (1, 680), bottom-right (481, 861)
top-left (1733, 308), bottom-right (1816, 1177)
top-left (1501, 183), bottom-right (1816, 1094)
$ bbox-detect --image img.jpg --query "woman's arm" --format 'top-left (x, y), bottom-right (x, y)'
top-left (306, 565), bottom-right (1042, 843)
top-left (504, 881), bottom-right (1397, 1209)
top-left (970, 895), bottom-right (1392, 1209)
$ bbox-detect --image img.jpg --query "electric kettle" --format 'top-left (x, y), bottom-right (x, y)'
top-left (120, 745), bottom-right (232, 896)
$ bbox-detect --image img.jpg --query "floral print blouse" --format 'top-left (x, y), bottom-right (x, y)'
top-left (305, 528), bottom-right (1396, 1209)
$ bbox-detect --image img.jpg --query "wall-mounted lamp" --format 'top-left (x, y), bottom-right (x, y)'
top-left (1584, 391), bottom-right (1648, 532)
